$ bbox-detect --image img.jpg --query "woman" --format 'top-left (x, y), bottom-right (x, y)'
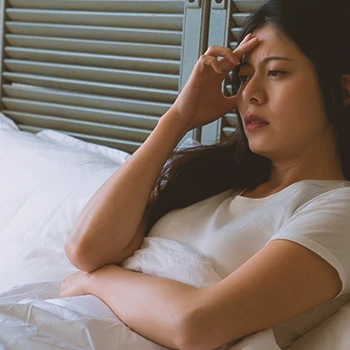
top-left (61, 0), bottom-right (350, 349)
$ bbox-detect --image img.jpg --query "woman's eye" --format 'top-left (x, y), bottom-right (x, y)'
top-left (238, 71), bottom-right (285, 83)
top-left (268, 70), bottom-right (285, 77)
top-left (238, 75), bottom-right (249, 83)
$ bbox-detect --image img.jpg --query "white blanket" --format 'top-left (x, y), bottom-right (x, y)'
top-left (0, 237), bottom-right (281, 349)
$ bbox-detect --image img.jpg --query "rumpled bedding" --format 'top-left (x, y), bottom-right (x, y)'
top-left (0, 237), bottom-right (280, 349)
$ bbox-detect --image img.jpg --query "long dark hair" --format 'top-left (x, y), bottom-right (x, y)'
top-left (148, 0), bottom-right (350, 230)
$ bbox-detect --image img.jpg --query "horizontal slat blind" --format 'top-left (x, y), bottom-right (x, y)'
top-left (1, 0), bottom-right (186, 153)
top-left (222, 0), bottom-right (265, 139)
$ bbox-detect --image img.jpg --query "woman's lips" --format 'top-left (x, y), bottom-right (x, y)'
top-left (244, 114), bottom-right (269, 132)
top-left (246, 121), bottom-right (269, 132)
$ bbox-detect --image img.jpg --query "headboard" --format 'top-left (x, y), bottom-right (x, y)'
top-left (0, 0), bottom-right (265, 153)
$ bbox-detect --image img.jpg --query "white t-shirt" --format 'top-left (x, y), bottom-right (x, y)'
top-left (148, 179), bottom-right (350, 349)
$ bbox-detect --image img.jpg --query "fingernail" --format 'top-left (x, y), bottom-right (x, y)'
top-left (246, 33), bottom-right (252, 38)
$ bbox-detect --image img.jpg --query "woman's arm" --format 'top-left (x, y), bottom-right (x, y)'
top-left (65, 111), bottom-right (188, 272)
top-left (62, 239), bottom-right (343, 350)
top-left (84, 265), bottom-right (200, 349)
top-left (64, 36), bottom-right (259, 273)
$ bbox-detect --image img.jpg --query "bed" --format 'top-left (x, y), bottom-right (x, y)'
top-left (1, 111), bottom-right (350, 349)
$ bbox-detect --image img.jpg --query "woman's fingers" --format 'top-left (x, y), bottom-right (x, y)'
top-left (204, 46), bottom-right (240, 65)
top-left (233, 33), bottom-right (259, 62)
top-left (200, 54), bottom-right (226, 74)
top-left (201, 33), bottom-right (259, 74)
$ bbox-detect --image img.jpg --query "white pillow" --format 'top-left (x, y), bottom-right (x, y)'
top-left (0, 115), bottom-right (130, 293)
top-left (288, 302), bottom-right (350, 349)
top-left (0, 112), bottom-right (20, 131)
top-left (36, 129), bottom-right (130, 164)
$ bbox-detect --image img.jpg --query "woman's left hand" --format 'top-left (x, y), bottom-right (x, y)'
top-left (59, 270), bottom-right (92, 298)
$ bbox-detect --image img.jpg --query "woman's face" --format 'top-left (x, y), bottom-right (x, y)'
top-left (236, 24), bottom-right (332, 162)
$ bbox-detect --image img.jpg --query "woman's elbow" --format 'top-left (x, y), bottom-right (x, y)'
top-left (173, 308), bottom-right (210, 350)
top-left (64, 233), bottom-right (128, 272)
top-left (64, 237), bottom-right (97, 272)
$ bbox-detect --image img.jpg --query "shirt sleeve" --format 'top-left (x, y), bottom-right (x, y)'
top-left (266, 187), bottom-right (350, 299)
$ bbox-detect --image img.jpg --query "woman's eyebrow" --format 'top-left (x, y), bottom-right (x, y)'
top-left (240, 56), bottom-right (292, 68)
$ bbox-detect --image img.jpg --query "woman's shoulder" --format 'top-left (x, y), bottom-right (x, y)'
top-left (235, 179), bottom-right (349, 207)
top-left (292, 180), bottom-right (350, 214)
top-left (294, 179), bottom-right (350, 190)
top-left (283, 179), bottom-right (350, 202)
top-left (304, 179), bottom-right (350, 199)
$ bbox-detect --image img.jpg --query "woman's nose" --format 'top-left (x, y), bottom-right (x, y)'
top-left (242, 78), bottom-right (266, 105)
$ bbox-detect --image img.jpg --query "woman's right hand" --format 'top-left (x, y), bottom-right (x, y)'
top-left (168, 33), bottom-right (259, 132)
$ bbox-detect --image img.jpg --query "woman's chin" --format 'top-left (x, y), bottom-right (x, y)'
top-left (247, 141), bottom-right (272, 157)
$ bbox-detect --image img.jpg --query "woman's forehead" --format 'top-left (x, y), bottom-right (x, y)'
top-left (242, 25), bottom-right (300, 65)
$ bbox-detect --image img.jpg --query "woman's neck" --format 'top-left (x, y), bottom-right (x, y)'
top-left (243, 135), bottom-right (345, 199)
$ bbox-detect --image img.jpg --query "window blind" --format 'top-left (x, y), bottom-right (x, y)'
top-left (0, 0), bottom-right (209, 153)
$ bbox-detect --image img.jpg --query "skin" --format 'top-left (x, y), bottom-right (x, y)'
top-left (236, 25), bottom-right (345, 198)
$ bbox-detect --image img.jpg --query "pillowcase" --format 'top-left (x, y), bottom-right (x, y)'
top-left (0, 112), bottom-right (20, 131)
top-left (0, 113), bottom-right (130, 293)
top-left (36, 129), bottom-right (130, 164)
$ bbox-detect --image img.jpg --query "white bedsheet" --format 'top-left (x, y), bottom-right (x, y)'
top-left (0, 237), bottom-right (281, 350)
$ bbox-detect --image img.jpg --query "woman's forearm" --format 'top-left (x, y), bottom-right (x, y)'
top-left (65, 110), bottom-right (189, 272)
top-left (86, 265), bottom-right (200, 349)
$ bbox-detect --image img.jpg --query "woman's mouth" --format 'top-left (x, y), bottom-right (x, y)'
top-left (246, 120), bottom-right (269, 132)
top-left (244, 114), bottom-right (270, 132)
